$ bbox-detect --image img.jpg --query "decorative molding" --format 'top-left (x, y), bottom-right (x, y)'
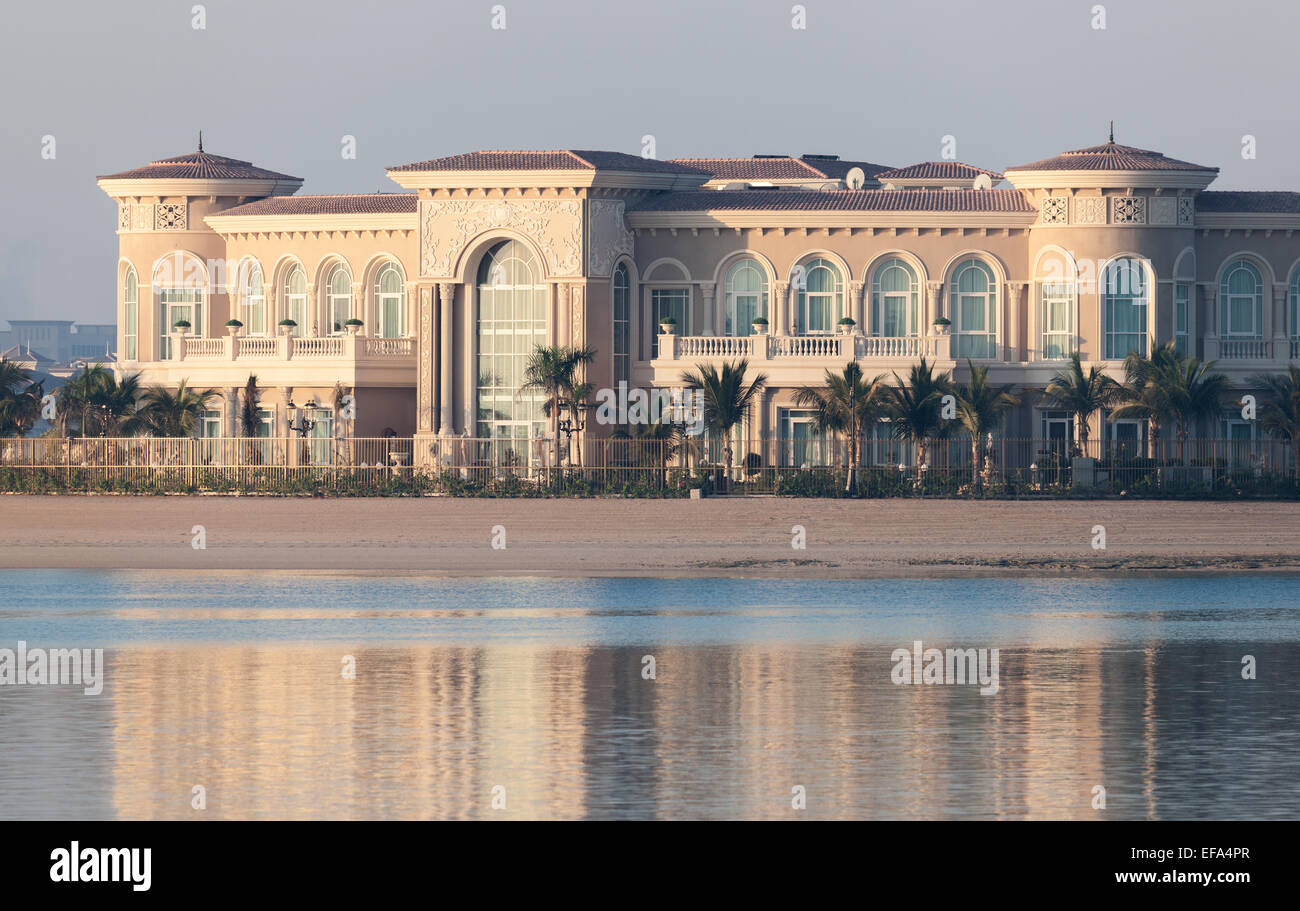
top-left (131, 203), bottom-right (154, 231)
top-left (571, 286), bottom-right (584, 346)
top-left (587, 199), bottom-right (634, 277)
top-left (1072, 197), bottom-right (1106, 225)
top-left (418, 286), bottom-right (432, 432)
top-left (155, 202), bottom-right (187, 231)
top-left (1040, 196), bottom-right (1068, 225)
top-left (420, 198), bottom-right (583, 278)
top-left (1178, 197), bottom-right (1195, 226)
top-left (1111, 196), bottom-right (1146, 225)
top-left (1149, 196), bottom-right (1177, 226)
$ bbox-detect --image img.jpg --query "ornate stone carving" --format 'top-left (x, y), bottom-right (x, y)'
top-left (571, 286), bottom-right (584, 346)
top-left (1041, 196), bottom-right (1068, 225)
top-left (155, 202), bottom-right (187, 230)
top-left (1149, 196), bottom-right (1176, 226)
top-left (1112, 196), bottom-right (1146, 224)
top-left (420, 198), bottom-right (583, 278)
top-left (1073, 197), bottom-right (1106, 225)
top-left (1178, 197), bottom-right (1195, 226)
top-left (131, 204), bottom-right (153, 231)
top-left (118, 203), bottom-right (132, 230)
top-left (587, 199), bottom-right (634, 276)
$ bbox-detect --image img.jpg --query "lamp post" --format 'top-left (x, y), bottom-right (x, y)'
top-left (286, 398), bottom-right (316, 469)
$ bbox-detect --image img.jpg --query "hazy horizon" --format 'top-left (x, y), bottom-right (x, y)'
top-left (2, 0), bottom-right (1297, 324)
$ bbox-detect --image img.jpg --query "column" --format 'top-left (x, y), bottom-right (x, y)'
top-left (351, 281), bottom-right (365, 335)
top-left (305, 284), bottom-right (318, 336)
top-left (773, 281), bottom-right (790, 336)
top-left (1202, 284), bottom-right (1219, 359)
top-left (277, 388), bottom-right (292, 438)
top-left (700, 282), bottom-right (716, 336)
top-left (416, 285), bottom-right (434, 434)
top-left (849, 281), bottom-right (865, 332)
top-left (1006, 282), bottom-right (1025, 363)
top-left (1273, 285), bottom-right (1288, 362)
top-left (438, 282), bottom-right (456, 435)
top-left (224, 387), bottom-right (238, 437)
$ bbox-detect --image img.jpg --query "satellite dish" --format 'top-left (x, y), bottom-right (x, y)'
top-left (845, 167), bottom-right (866, 190)
top-left (972, 174), bottom-right (993, 190)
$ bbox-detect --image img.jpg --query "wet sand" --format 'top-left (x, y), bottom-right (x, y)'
top-left (1, 496), bottom-right (1297, 576)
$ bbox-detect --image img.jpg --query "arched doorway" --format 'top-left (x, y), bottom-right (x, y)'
top-left (475, 239), bottom-right (548, 444)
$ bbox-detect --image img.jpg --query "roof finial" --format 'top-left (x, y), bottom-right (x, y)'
top-left (1108, 120), bottom-right (1114, 144)
top-left (198, 130), bottom-right (203, 152)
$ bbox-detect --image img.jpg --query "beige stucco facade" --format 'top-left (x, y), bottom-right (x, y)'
top-left (97, 141), bottom-right (1300, 455)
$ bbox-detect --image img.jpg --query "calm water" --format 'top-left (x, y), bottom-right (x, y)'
top-left (0, 572), bottom-right (1296, 820)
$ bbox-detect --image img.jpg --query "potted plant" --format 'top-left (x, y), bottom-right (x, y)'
top-left (225, 318), bottom-right (243, 336)
top-left (278, 318), bottom-right (297, 336)
top-left (344, 318), bottom-right (364, 335)
top-left (658, 316), bottom-right (678, 335)
top-left (837, 316), bottom-right (856, 335)
top-left (751, 317), bottom-right (769, 336)
top-left (932, 316), bottom-right (951, 335)
top-left (172, 319), bottom-right (192, 335)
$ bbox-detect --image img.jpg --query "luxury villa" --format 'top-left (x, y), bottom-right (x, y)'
top-left (96, 135), bottom-right (1300, 465)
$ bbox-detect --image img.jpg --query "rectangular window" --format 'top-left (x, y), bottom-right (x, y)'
top-left (613, 279), bottom-right (630, 386)
top-left (651, 289), bottom-right (689, 358)
top-left (779, 409), bottom-right (828, 468)
top-left (1040, 282), bottom-right (1073, 359)
top-left (1224, 293), bottom-right (1260, 338)
top-left (124, 299), bottom-right (138, 361)
top-left (307, 407), bottom-right (334, 465)
top-left (158, 288), bottom-right (202, 360)
top-left (1174, 284), bottom-right (1190, 355)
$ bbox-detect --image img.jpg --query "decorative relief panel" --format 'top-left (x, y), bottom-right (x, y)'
top-left (1040, 196), bottom-right (1068, 225)
top-left (1111, 196), bottom-right (1146, 224)
top-left (587, 199), bottom-right (634, 276)
top-left (1073, 197), bottom-right (1106, 225)
top-left (155, 202), bottom-right (187, 230)
top-left (118, 203), bottom-right (132, 230)
top-left (420, 198), bottom-right (583, 278)
top-left (130, 204), bottom-right (154, 231)
top-left (1178, 197), bottom-right (1195, 226)
top-left (570, 286), bottom-right (584, 346)
top-left (1148, 197), bottom-right (1176, 226)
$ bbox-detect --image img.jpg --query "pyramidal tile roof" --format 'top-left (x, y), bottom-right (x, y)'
top-left (216, 194), bottom-right (418, 217)
top-left (1195, 191), bottom-right (1300, 214)
top-left (388, 150), bottom-right (709, 175)
top-left (98, 146), bottom-right (301, 182)
top-left (876, 161), bottom-right (1003, 181)
top-left (1006, 141), bottom-right (1216, 173)
top-left (630, 188), bottom-right (1035, 213)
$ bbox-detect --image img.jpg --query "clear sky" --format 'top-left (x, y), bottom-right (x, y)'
top-left (2, 0), bottom-right (1297, 324)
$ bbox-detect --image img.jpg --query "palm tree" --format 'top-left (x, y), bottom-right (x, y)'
top-left (887, 356), bottom-right (952, 486)
top-left (1042, 352), bottom-right (1120, 455)
top-left (520, 344), bottom-right (596, 467)
top-left (126, 381), bottom-right (218, 438)
top-left (57, 365), bottom-right (141, 436)
top-left (0, 359), bottom-right (38, 436)
top-left (1111, 341), bottom-right (1179, 460)
top-left (1253, 366), bottom-right (1300, 477)
top-left (239, 375), bottom-right (261, 437)
top-left (1162, 354), bottom-right (1232, 462)
top-left (680, 358), bottom-right (768, 491)
top-left (953, 361), bottom-right (1019, 490)
top-left (792, 362), bottom-right (890, 492)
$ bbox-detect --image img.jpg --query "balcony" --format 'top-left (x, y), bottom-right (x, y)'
top-left (170, 333), bottom-right (415, 363)
top-left (659, 332), bottom-right (945, 364)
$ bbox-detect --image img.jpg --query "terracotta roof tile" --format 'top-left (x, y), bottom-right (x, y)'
top-left (876, 161), bottom-right (1003, 181)
top-left (670, 155), bottom-right (892, 182)
top-left (1006, 142), bottom-right (1216, 173)
top-left (630, 188), bottom-right (1034, 213)
top-left (99, 149), bottom-right (300, 182)
top-left (1195, 191), bottom-right (1300, 214)
top-left (388, 150), bottom-right (708, 175)
top-left (215, 194), bottom-right (418, 217)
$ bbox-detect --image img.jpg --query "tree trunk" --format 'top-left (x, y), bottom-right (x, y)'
top-left (845, 428), bottom-right (858, 494)
top-left (971, 434), bottom-right (982, 492)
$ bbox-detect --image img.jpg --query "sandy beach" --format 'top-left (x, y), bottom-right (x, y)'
top-left (1, 495), bottom-right (1297, 576)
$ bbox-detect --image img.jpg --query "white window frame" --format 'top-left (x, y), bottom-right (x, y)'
top-left (949, 258), bottom-right (998, 360)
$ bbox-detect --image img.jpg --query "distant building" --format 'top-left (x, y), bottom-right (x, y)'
top-left (0, 320), bottom-right (116, 366)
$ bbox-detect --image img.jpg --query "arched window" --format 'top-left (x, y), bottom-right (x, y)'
top-left (326, 263), bottom-right (353, 335)
top-left (725, 258), bottom-right (768, 336)
top-left (374, 262), bottom-right (405, 338)
top-left (612, 263), bottom-right (630, 386)
top-left (242, 262), bottom-right (265, 335)
top-left (871, 258), bottom-right (919, 338)
top-left (796, 258), bottom-right (843, 335)
top-left (156, 253), bottom-right (204, 360)
top-left (949, 258), bottom-right (998, 359)
top-left (283, 265), bottom-right (307, 337)
top-left (1103, 258), bottom-right (1149, 359)
top-left (123, 266), bottom-right (138, 361)
top-left (1220, 259), bottom-right (1263, 339)
top-left (477, 240), bottom-right (547, 440)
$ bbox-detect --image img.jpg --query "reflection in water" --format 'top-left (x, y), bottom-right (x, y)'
top-left (0, 573), bottom-right (1296, 820)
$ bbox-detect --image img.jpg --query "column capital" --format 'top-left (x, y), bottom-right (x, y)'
top-left (437, 281), bottom-right (457, 304)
